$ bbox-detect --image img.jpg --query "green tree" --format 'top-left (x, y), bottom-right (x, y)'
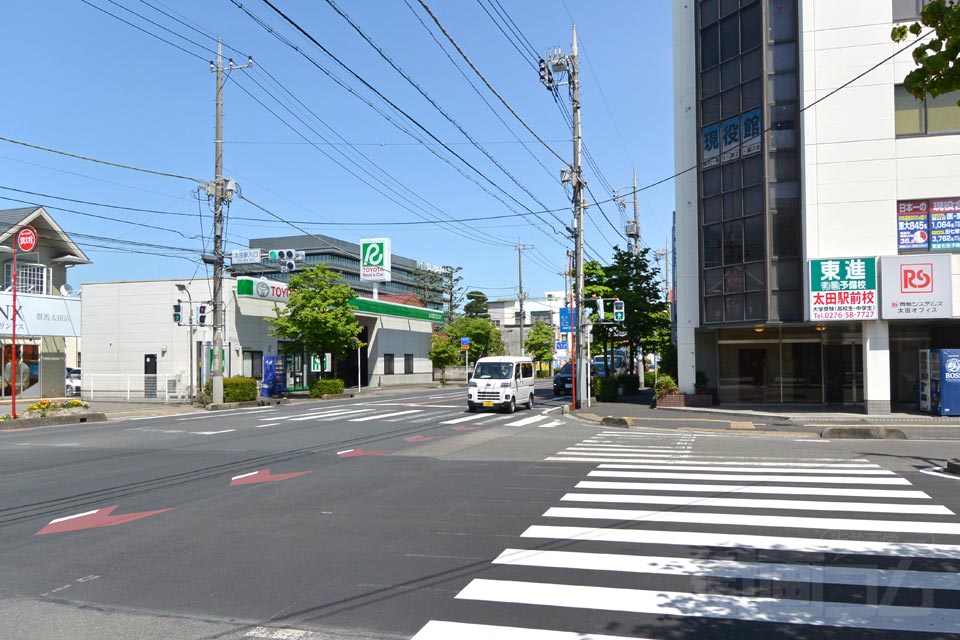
top-left (583, 260), bottom-right (615, 366)
top-left (463, 290), bottom-right (490, 318)
top-left (604, 247), bottom-right (669, 374)
top-left (443, 266), bottom-right (464, 323)
top-left (428, 331), bottom-right (460, 383)
top-left (267, 264), bottom-right (364, 375)
top-left (892, 1), bottom-right (960, 103)
top-left (524, 320), bottom-right (555, 369)
top-left (413, 266), bottom-right (444, 309)
top-left (446, 315), bottom-right (504, 361)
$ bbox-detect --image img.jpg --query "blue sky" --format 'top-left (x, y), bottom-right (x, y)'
top-left (1, 0), bottom-right (674, 302)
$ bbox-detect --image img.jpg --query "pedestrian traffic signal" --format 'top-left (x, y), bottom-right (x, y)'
top-left (173, 303), bottom-right (182, 324)
top-left (613, 299), bottom-right (625, 322)
top-left (197, 303), bottom-right (208, 325)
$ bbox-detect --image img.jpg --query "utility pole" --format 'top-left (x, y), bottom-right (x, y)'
top-left (542, 26), bottom-right (586, 408)
top-left (207, 39), bottom-right (252, 405)
top-left (632, 168), bottom-right (640, 256)
top-left (655, 246), bottom-right (670, 303)
top-left (517, 242), bottom-right (533, 355)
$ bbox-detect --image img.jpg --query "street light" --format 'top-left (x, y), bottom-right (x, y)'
top-left (175, 283), bottom-right (194, 403)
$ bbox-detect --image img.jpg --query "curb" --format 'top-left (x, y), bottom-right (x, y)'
top-left (208, 398), bottom-right (290, 411)
top-left (818, 426), bottom-right (908, 439)
top-left (0, 412), bottom-right (107, 430)
top-left (947, 458), bottom-right (960, 475)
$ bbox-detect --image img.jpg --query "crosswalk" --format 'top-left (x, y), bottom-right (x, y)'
top-left (410, 429), bottom-right (960, 639)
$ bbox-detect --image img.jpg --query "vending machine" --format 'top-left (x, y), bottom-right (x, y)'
top-left (925, 349), bottom-right (960, 416)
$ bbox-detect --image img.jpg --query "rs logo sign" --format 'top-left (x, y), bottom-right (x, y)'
top-left (900, 263), bottom-right (933, 293)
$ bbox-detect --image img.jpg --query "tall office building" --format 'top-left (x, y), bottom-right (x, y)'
top-left (674, 1), bottom-right (960, 412)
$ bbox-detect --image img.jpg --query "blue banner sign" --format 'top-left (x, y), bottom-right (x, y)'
top-left (701, 123), bottom-right (720, 168)
top-left (741, 108), bottom-right (762, 157)
top-left (559, 307), bottom-right (574, 333)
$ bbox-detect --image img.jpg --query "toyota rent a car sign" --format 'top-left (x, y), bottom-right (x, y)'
top-left (360, 238), bottom-right (391, 282)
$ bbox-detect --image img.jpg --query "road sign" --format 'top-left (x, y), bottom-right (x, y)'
top-left (360, 238), bottom-right (392, 282)
top-left (16, 226), bottom-right (38, 253)
top-left (460, 336), bottom-right (470, 350)
top-left (231, 248), bottom-right (262, 265)
top-left (556, 341), bottom-right (568, 351)
top-left (559, 307), bottom-right (574, 333)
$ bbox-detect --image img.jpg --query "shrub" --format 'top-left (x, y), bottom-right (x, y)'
top-left (536, 369), bottom-right (551, 378)
top-left (644, 371), bottom-right (656, 388)
top-left (654, 374), bottom-right (678, 399)
top-left (596, 376), bottom-right (620, 402)
top-left (311, 378), bottom-right (345, 398)
top-left (618, 373), bottom-right (640, 395)
top-left (202, 377), bottom-right (258, 404)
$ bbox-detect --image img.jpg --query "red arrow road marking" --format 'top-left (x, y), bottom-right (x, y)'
top-left (451, 425), bottom-right (481, 431)
top-left (230, 469), bottom-right (312, 485)
top-left (36, 506), bottom-right (173, 536)
top-left (337, 448), bottom-right (393, 457)
top-left (404, 435), bottom-right (436, 442)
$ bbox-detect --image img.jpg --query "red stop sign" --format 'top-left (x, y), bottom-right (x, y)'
top-left (16, 226), bottom-right (37, 253)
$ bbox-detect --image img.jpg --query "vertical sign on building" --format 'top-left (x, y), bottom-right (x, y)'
top-left (720, 116), bottom-right (741, 163)
top-left (359, 238), bottom-right (391, 282)
top-left (740, 108), bottom-right (762, 157)
top-left (701, 123), bottom-right (720, 168)
top-left (929, 197), bottom-right (960, 251)
top-left (809, 257), bottom-right (878, 321)
top-left (897, 199), bottom-right (930, 251)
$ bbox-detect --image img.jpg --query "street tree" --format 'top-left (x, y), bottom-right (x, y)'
top-left (413, 266), bottom-right (444, 309)
top-left (443, 266), bottom-right (464, 323)
top-left (892, 1), bottom-right (960, 103)
top-left (604, 246), bottom-right (669, 374)
top-left (524, 320), bottom-right (555, 373)
top-left (428, 331), bottom-right (460, 383)
top-left (463, 290), bottom-right (490, 318)
top-left (446, 315), bottom-right (504, 361)
top-left (583, 260), bottom-right (615, 367)
top-left (267, 264), bottom-right (364, 377)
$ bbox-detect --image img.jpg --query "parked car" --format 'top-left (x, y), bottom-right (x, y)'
top-left (553, 362), bottom-right (598, 396)
top-left (65, 368), bottom-right (81, 397)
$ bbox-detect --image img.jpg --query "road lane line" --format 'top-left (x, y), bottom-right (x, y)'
top-left (455, 579), bottom-right (960, 633)
top-left (288, 408), bottom-right (374, 421)
top-left (176, 407), bottom-right (274, 421)
top-left (254, 423), bottom-right (279, 428)
top-left (492, 548), bottom-right (960, 590)
top-left (581, 464), bottom-right (895, 475)
top-left (439, 413), bottom-right (487, 424)
top-left (412, 621), bottom-right (643, 640)
top-left (49, 509), bottom-right (99, 525)
top-left (505, 414), bottom-right (551, 427)
top-left (192, 429), bottom-right (236, 435)
top-left (348, 410), bottom-right (424, 422)
top-left (587, 470), bottom-right (910, 484)
top-left (574, 480), bottom-right (931, 499)
top-left (523, 524), bottom-right (960, 558)
top-left (559, 492), bottom-right (953, 514)
top-left (594, 460), bottom-right (881, 468)
top-left (544, 506), bottom-right (960, 534)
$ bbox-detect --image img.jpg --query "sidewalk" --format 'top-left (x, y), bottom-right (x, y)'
top-left (566, 390), bottom-right (960, 439)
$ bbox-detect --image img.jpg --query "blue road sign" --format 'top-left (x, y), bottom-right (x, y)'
top-left (460, 336), bottom-right (470, 347)
top-left (556, 341), bottom-right (568, 351)
top-left (559, 307), bottom-right (574, 333)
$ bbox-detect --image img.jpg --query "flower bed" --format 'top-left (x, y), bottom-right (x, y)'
top-left (0, 398), bottom-right (91, 421)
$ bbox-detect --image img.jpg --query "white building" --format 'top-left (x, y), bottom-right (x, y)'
top-left (81, 277), bottom-right (440, 400)
top-left (674, 0), bottom-right (960, 412)
top-left (488, 291), bottom-right (566, 357)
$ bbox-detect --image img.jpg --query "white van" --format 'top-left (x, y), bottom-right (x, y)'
top-left (467, 356), bottom-right (535, 413)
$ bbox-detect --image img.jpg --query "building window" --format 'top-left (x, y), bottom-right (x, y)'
top-left (242, 350), bottom-right (263, 380)
top-left (893, 0), bottom-right (936, 21)
top-left (384, 354), bottom-right (395, 375)
top-left (404, 354), bottom-right (414, 374)
top-left (3, 263), bottom-right (49, 295)
top-left (896, 85), bottom-right (960, 135)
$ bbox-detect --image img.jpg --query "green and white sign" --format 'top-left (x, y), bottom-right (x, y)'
top-left (360, 237), bottom-right (391, 282)
top-left (310, 354), bottom-right (331, 373)
top-left (809, 257), bottom-right (878, 321)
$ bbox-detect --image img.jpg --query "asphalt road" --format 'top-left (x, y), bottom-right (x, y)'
top-left (1, 384), bottom-right (959, 639)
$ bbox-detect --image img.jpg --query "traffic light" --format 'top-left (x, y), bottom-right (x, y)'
top-left (197, 303), bottom-right (208, 326)
top-left (539, 58), bottom-right (552, 89)
top-left (173, 303), bottom-right (182, 324)
top-left (613, 299), bottom-right (625, 322)
top-left (268, 249), bottom-right (303, 272)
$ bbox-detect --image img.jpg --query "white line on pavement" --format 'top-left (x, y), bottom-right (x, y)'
top-left (559, 492), bottom-right (953, 514)
top-left (505, 414), bottom-right (551, 427)
top-left (254, 423), bottom-right (279, 428)
top-left (455, 578), bottom-right (960, 633)
top-left (411, 621), bottom-right (644, 640)
top-left (439, 413), bottom-right (487, 424)
top-left (492, 548), bottom-right (960, 590)
top-left (288, 408), bottom-right (375, 421)
top-left (192, 429), bottom-right (236, 435)
top-left (348, 410), bottom-right (424, 422)
top-left (176, 407), bottom-right (274, 421)
top-left (587, 470), bottom-right (910, 484)
top-left (544, 506), bottom-right (960, 535)
top-left (538, 420), bottom-right (564, 428)
top-left (596, 460), bottom-right (881, 468)
top-left (574, 480), bottom-right (932, 499)
top-left (582, 464), bottom-right (894, 475)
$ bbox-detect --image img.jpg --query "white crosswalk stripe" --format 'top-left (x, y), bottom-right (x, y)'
top-left (505, 414), bottom-right (551, 427)
top-left (348, 409), bottom-right (423, 422)
top-left (440, 413), bottom-right (488, 424)
top-left (411, 429), bottom-right (960, 639)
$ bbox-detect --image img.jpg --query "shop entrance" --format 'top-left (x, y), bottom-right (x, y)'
top-left (823, 342), bottom-right (862, 405)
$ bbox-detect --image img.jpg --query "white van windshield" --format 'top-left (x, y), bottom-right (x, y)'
top-left (474, 362), bottom-right (514, 379)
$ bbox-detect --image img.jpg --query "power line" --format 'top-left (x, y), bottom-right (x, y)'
top-left (473, 0), bottom-right (537, 69)
top-left (0, 135), bottom-right (203, 183)
top-left (78, 0), bottom-right (207, 61)
top-left (414, 0), bottom-right (570, 167)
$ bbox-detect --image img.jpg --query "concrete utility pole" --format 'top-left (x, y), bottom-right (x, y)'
top-left (517, 242), bottom-right (533, 355)
top-left (632, 168), bottom-right (640, 256)
top-left (207, 39), bottom-right (252, 405)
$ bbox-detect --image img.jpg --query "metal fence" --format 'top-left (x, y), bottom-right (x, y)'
top-left (82, 374), bottom-right (187, 403)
